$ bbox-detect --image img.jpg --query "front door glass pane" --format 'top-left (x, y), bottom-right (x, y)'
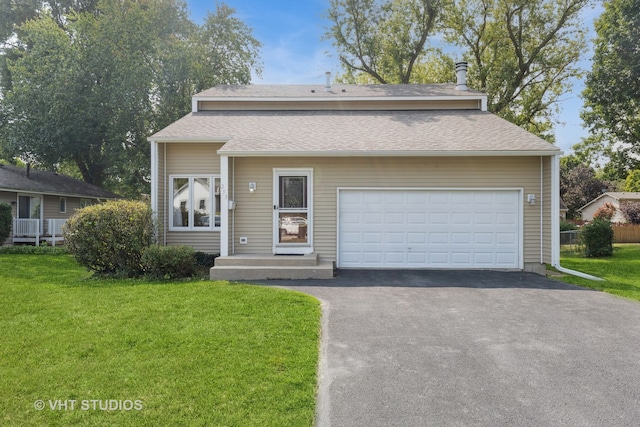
top-left (279, 177), bottom-right (307, 208)
top-left (279, 213), bottom-right (308, 243)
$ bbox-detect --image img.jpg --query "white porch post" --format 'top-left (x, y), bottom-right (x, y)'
top-left (220, 155), bottom-right (229, 256)
top-left (150, 140), bottom-right (159, 244)
top-left (551, 154), bottom-right (560, 266)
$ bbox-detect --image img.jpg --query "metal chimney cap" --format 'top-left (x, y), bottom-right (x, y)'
top-left (455, 61), bottom-right (468, 91)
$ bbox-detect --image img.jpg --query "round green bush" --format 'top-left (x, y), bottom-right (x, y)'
top-left (64, 199), bottom-right (154, 276)
top-left (581, 218), bottom-right (614, 257)
top-left (141, 245), bottom-right (196, 280)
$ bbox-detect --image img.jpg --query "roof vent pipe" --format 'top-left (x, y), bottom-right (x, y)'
top-left (26, 162), bottom-right (30, 178)
top-left (324, 71), bottom-right (332, 92)
top-left (455, 61), bottom-right (468, 91)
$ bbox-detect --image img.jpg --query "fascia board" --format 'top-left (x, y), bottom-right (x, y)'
top-left (148, 136), bottom-right (230, 143)
top-left (217, 149), bottom-right (563, 157)
top-left (193, 95), bottom-right (488, 103)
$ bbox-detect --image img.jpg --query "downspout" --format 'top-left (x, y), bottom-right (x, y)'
top-left (550, 154), bottom-right (603, 281)
top-left (540, 157), bottom-right (543, 264)
top-left (220, 155), bottom-right (229, 257)
top-left (163, 143), bottom-right (167, 246)
top-left (150, 140), bottom-right (158, 243)
top-left (232, 157), bottom-right (235, 255)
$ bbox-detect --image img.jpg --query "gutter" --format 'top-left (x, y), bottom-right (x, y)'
top-left (216, 150), bottom-right (563, 158)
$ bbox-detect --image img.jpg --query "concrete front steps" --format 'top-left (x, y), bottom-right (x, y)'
top-left (210, 253), bottom-right (334, 280)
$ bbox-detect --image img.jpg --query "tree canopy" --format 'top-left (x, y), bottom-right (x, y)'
top-left (325, 0), bottom-right (442, 84)
top-left (560, 160), bottom-right (613, 219)
top-left (580, 0), bottom-right (640, 171)
top-left (0, 0), bottom-right (262, 197)
top-left (325, 0), bottom-right (592, 141)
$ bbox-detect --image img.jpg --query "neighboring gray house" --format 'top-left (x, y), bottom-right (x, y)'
top-left (580, 192), bottom-right (640, 223)
top-left (0, 163), bottom-right (120, 245)
top-left (149, 65), bottom-right (564, 280)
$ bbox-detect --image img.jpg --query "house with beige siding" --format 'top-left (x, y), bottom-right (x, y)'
top-left (149, 64), bottom-right (564, 280)
top-left (0, 163), bottom-right (119, 245)
top-left (580, 192), bottom-right (640, 223)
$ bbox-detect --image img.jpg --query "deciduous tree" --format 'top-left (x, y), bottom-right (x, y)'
top-left (324, 0), bottom-right (592, 140)
top-left (581, 0), bottom-right (640, 165)
top-left (0, 1), bottom-right (262, 197)
top-left (325, 0), bottom-right (442, 84)
top-left (444, 0), bottom-right (591, 141)
top-left (624, 170), bottom-right (640, 192)
top-left (560, 163), bottom-right (613, 219)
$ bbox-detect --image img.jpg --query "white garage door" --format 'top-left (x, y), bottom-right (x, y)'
top-left (338, 190), bottom-right (521, 269)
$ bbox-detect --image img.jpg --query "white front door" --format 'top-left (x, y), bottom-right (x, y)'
top-left (273, 169), bottom-right (313, 254)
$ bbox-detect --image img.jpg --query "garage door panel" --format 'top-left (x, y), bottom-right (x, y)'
top-left (362, 233), bottom-right (382, 244)
top-left (429, 252), bottom-right (450, 265)
top-left (408, 213), bottom-right (426, 224)
top-left (452, 233), bottom-right (472, 244)
top-left (407, 252), bottom-right (426, 263)
top-left (363, 213), bottom-right (383, 224)
top-left (385, 252), bottom-right (404, 263)
top-left (429, 193), bottom-right (449, 204)
top-left (407, 193), bottom-right (427, 204)
top-left (473, 233), bottom-right (493, 244)
top-left (496, 252), bottom-right (517, 266)
top-left (496, 232), bottom-right (517, 244)
top-left (386, 232), bottom-right (405, 244)
top-left (385, 212), bottom-right (404, 223)
top-left (474, 253), bottom-right (495, 265)
top-left (430, 213), bottom-right (449, 224)
top-left (342, 232), bottom-right (361, 244)
top-left (339, 190), bottom-right (520, 269)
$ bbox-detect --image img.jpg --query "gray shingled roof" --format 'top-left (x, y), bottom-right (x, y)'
top-left (604, 192), bottom-right (640, 200)
top-left (0, 164), bottom-right (120, 198)
top-left (150, 110), bottom-right (561, 156)
top-left (194, 84), bottom-right (485, 98)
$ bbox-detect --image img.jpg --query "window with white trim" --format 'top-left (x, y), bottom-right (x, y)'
top-left (59, 197), bottom-right (67, 213)
top-left (170, 175), bottom-right (220, 231)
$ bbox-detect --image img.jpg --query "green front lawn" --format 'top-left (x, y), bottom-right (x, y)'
top-left (0, 254), bottom-right (320, 426)
top-left (555, 244), bottom-right (640, 302)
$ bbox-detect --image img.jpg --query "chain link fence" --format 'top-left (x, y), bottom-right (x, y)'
top-left (560, 230), bottom-right (582, 256)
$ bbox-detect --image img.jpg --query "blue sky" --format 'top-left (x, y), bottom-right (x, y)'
top-left (187, 0), bottom-right (603, 155)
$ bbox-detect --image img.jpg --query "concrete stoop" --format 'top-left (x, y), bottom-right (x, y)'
top-left (210, 253), bottom-right (335, 280)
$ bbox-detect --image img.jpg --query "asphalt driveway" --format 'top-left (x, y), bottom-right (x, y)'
top-left (260, 270), bottom-right (640, 426)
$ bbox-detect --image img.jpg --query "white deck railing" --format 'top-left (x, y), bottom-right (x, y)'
top-left (47, 218), bottom-right (67, 246)
top-left (13, 218), bottom-right (40, 238)
top-left (12, 218), bottom-right (67, 246)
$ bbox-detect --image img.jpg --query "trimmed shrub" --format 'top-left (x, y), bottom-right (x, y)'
top-left (64, 200), bottom-right (154, 276)
top-left (194, 251), bottom-right (217, 268)
top-left (620, 202), bottom-right (640, 225)
top-left (0, 202), bottom-right (11, 245)
top-left (581, 218), bottom-right (614, 257)
top-left (0, 245), bottom-right (67, 255)
top-left (141, 245), bottom-right (196, 280)
top-left (593, 202), bottom-right (616, 221)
